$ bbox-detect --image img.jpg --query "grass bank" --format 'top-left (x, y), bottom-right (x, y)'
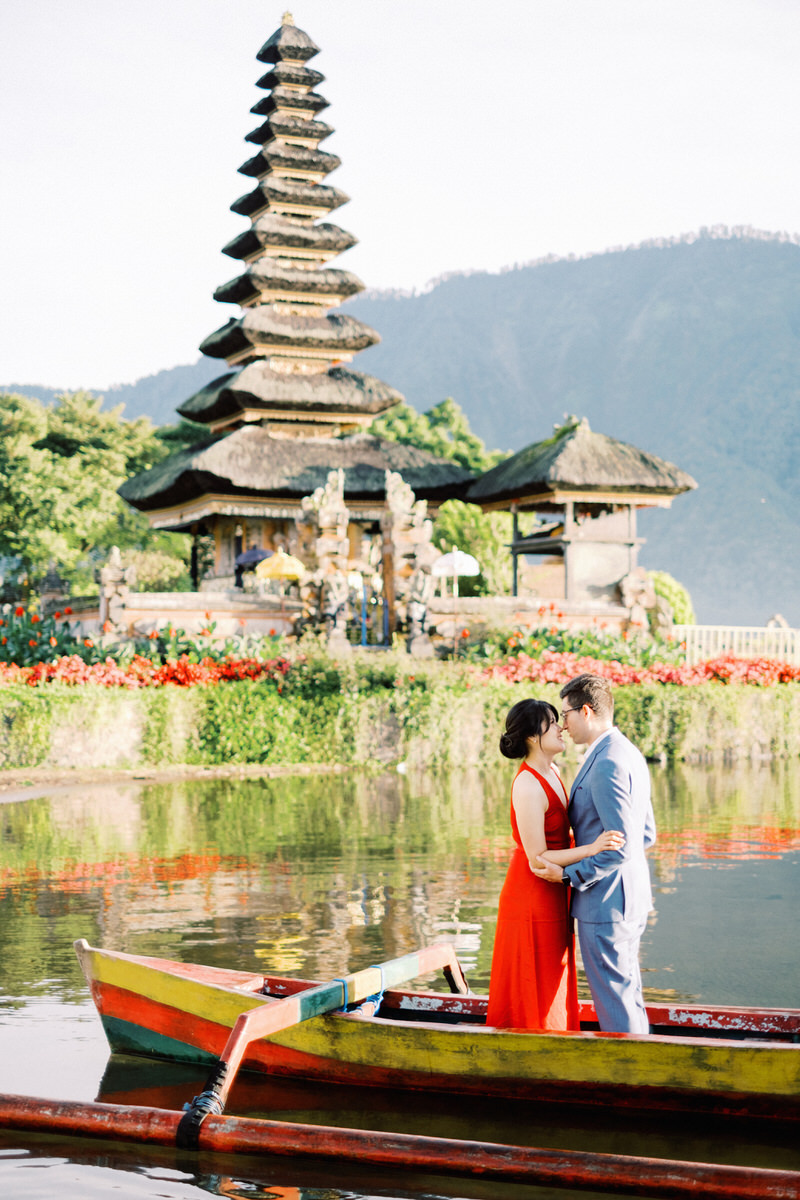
top-left (1, 661), bottom-right (798, 772)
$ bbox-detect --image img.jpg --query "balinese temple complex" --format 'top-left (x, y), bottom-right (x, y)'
top-left (120, 14), bottom-right (696, 632)
top-left (467, 417), bottom-right (697, 604)
top-left (121, 14), bottom-right (472, 587)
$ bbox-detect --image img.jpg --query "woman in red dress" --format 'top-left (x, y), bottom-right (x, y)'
top-left (486, 698), bottom-right (624, 1031)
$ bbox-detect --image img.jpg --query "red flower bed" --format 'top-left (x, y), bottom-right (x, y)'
top-left (0, 653), bottom-right (293, 689)
top-left (482, 650), bottom-right (800, 687)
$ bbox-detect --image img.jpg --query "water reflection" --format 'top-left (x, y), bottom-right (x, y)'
top-left (1, 762), bottom-right (799, 1198)
top-left (0, 761), bottom-right (798, 1011)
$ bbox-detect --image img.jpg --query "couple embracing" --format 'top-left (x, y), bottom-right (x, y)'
top-left (486, 673), bottom-right (656, 1035)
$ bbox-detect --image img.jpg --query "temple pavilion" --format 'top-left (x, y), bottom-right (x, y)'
top-left (121, 14), bottom-right (471, 586)
top-left (466, 417), bottom-right (697, 603)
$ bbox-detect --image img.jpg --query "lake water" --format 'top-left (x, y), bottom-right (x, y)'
top-left (0, 760), bottom-right (798, 1199)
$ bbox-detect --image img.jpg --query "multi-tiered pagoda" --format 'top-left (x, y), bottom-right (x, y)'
top-left (121, 14), bottom-right (471, 585)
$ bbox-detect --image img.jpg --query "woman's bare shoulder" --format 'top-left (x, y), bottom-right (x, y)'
top-left (512, 766), bottom-right (548, 810)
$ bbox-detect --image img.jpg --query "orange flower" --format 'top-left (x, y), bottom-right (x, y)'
top-left (53, 611), bottom-right (61, 619)
top-left (204, 611), bottom-right (211, 620)
top-left (200, 628), bottom-right (210, 637)
top-left (148, 631), bottom-right (158, 639)
top-left (84, 638), bottom-right (93, 648)
top-left (102, 620), bottom-right (112, 633)
top-left (49, 636), bottom-right (57, 646)
top-left (15, 606), bottom-right (24, 617)
top-left (31, 614), bottom-right (40, 623)
top-left (1, 636), bottom-right (6, 645)
top-left (64, 607), bottom-right (73, 615)
top-left (0, 619), bottom-right (4, 627)
top-left (269, 628), bottom-right (276, 636)
top-left (29, 638), bottom-right (37, 646)
top-left (461, 628), bottom-right (470, 638)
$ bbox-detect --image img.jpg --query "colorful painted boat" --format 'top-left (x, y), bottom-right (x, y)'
top-left (75, 939), bottom-right (800, 1123)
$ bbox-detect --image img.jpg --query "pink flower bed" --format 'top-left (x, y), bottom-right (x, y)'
top-left (481, 649), bottom-right (800, 687)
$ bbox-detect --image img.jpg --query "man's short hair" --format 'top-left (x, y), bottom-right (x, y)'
top-left (559, 673), bottom-right (614, 720)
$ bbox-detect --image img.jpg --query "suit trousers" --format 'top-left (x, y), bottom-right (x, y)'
top-left (577, 914), bottom-right (649, 1034)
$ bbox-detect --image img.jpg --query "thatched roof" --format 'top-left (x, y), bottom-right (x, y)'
top-left (251, 86), bottom-right (329, 117)
top-left (239, 142), bottom-right (340, 180)
top-left (120, 428), bottom-right (473, 514)
top-left (246, 115), bottom-right (333, 146)
top-left (177, 363), bottom-right (403, 425)
top-left (231, 177), bottom-right (349, 220)
top-left (222, 215), bottom-right (356, 261)
top-left (214, 263), bottom-right (364, 307)
top-left (467, 418), bottom-right (697, 506)
top-left (254, 62), bottom-right (324, 92)
top-left (257, 20), bottom-right (320, 65)
top-left (199, 309), bottom-right (379, 361)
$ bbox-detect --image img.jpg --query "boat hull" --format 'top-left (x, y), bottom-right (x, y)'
top-left (76, 941), bottom-right (800, 1122)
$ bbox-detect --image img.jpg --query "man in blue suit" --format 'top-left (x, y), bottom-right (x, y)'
top-left (533, 673), bottom-right (656, 1033)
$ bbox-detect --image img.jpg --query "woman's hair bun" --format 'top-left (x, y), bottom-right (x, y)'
top-left (499, 731), bottom-right (522, 758)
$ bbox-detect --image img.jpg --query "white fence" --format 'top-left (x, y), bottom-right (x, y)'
top-left (673, 624), bottom-right (800, 666)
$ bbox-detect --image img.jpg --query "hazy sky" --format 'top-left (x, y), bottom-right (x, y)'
top-left (1, 0), bottom-right (798, 390)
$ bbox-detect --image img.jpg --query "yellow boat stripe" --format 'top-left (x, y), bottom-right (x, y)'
top-left (89, 949), bottom-right (265, 1028)
top-left (269, 1016), bottom-right (800, 1098)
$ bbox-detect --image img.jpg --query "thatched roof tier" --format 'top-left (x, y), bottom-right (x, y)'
top-left (253, 62), bottom-right (321, 92)
top-left (231, 178), bottom-right (350, 220)
top-left (214, 263), bottom-right (364, 308)
top-left (257, 19), bottom-right (320, 65)
top-left (254, 62), bottom-right (324, 93)
top-left (239, 142), bottom-right (340, 180)
top-left (222, 215), bottom-right (356, 261)
top-left (177, 363), bottom-right (403, 425)
top-left (468, 418), bottom-right (697, 510)
top-left (120, 428), bottom-right (473, 518)
top-left (250, 86), bottom-right (329, 117)
top-left (246, 114), bottom-right (333, 146)
top-left (199, 309), bottom-right (379, 361)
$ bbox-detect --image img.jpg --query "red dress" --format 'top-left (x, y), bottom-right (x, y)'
top-left (486, 763), bottom-right (579, 1031)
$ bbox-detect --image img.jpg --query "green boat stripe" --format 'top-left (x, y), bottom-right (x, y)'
top-left (102, 1015), bottom-right (217, 1066)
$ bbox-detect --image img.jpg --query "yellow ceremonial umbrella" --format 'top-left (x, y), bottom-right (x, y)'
top-left (255, 549), bottom-right (306, 580)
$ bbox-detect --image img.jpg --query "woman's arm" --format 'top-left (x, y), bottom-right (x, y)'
top-left (539, 828), bottom-right (625, 867)
top-left (511, 771), bottom-right (549, 872)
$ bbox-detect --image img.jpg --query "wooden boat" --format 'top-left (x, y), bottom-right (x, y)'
top-left (75, 939), bottom-right (800, 1124)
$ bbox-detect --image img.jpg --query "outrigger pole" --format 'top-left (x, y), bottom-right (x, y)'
top-left (0, 1093), bottom-right (796, 1199)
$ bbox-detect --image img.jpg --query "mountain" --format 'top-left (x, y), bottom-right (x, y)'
top-left (5, 230), bottom-right (799, 625)
top-left (345, 231), bottom-right (800, 627)
top-left (5, 359), bottom-right (220, 424)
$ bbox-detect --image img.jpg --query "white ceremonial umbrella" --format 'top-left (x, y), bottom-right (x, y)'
top-left (431, 547), bottom-right (481, 653)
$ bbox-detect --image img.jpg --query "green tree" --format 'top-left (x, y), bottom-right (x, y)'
top-left (648, 570), bottom-right (696, 624)
top-left (433, 501), bottom-right (512, 595)
top-left (0, 390), bottom-right (189, 594)
top-left (371, 397), bottom-right (506, 474)
top-left (370, 398), bottom-right (511, 595)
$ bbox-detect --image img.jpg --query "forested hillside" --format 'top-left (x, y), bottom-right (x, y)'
top-left (6, 231), bottom-right (799, 624)
top-left (347, 232), bottom-right (800, 626)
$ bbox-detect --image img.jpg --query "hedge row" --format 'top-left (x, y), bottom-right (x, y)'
top-left (1, 675), bottom-right (798, 771)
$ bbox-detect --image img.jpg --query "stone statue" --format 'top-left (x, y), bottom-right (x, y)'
top-left (320, 562), bottom-right (349, 642)
top-left (406, 563), bottom-right (435, 658)
top-left (98, 546), bottom-right (136, 632)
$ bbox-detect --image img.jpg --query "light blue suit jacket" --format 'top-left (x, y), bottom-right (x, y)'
top-left (563, 728), bottom-right (656, 923)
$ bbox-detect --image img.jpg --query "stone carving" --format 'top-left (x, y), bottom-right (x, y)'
top-left (98, 547), bottom-right (136, 632)
top-left (297, 469), bottom-right (351, 641)
top-left (379, 471), bottom-right (437, 651)
top-left (619, 567), bottom-right (672, 635)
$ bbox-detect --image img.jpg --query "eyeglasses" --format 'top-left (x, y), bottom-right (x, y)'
top-left (561, 707), bottom-right (579, 722)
